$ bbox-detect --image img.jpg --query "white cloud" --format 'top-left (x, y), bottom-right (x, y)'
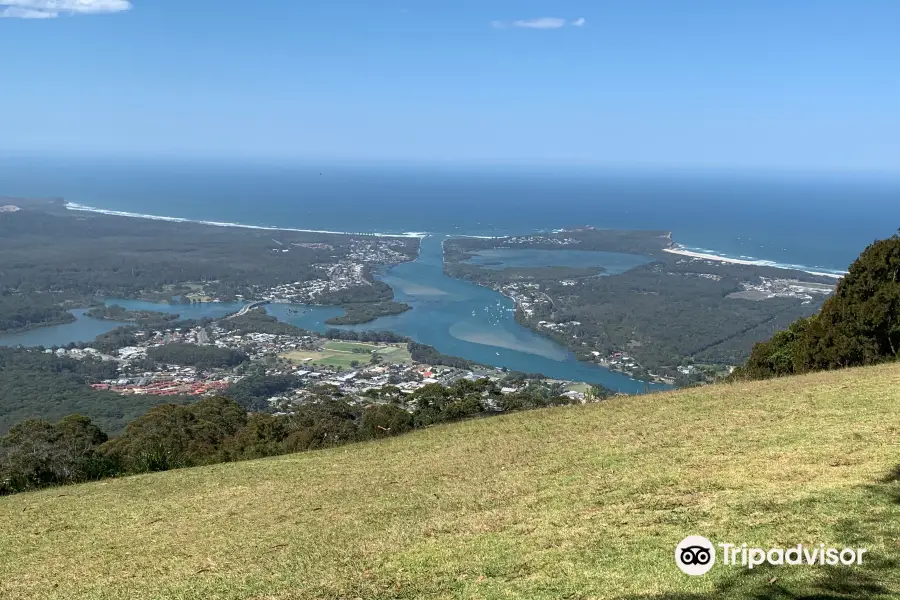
top-left (511, 17), bottom-right (565, 29)
top-left (1, 6), bottom-right (56, 17)
top-left (0, 0), bottom-right (132, 19)
top-left (492, 16), bottom-right (585, 30)
top-left (572, 17), bottom-right (586, 27)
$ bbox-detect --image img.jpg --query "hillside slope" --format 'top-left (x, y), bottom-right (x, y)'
top-left (2, 364), bottom-right (900, 600)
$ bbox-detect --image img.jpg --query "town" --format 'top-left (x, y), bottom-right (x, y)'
top-left (727, 276), bottom-right (836, 303)
top-left (190, 237), bottom-right (418, 305)
top-left (49, 310), bottom-right (601, 412)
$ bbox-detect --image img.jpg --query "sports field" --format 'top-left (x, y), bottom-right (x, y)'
top-left (281, 340), bottom-right (412, 369)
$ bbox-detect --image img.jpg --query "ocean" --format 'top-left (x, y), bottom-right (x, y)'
top-left (2, 157), bottom-right (898, 392)
top-left (2, 157), bottom-right (898, 273)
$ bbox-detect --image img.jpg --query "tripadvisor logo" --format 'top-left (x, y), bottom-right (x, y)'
top-left (675, 536), bottom-right (867, 576)
top-left (675, 536), bottom-right (716, 576)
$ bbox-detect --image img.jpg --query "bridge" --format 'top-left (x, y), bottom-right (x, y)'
top-left (227, 300), bottom-right (270, 320)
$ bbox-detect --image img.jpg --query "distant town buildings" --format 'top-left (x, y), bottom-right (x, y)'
top-left (255, 238), bottom-right (413, 303)
top-left (49, 317), bottom-right (593, 408)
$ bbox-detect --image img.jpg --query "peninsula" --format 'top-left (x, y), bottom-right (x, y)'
top-left (0, 197), bottom-right (420, 335)
top-left (443, 227), bottom-right (836, 384)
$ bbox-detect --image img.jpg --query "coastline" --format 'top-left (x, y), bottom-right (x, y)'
top-left (65, 202), bottom-right (428, 239)
top-left (65, 200), bottom-right (848, 279)
top-left (663, 246), bottom-right (847, 280)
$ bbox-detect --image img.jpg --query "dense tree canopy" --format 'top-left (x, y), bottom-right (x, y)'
top-left (443, 230), bottom-right (832, 378)
top-left (0, 415), bottom-right (114, 494)
top-left (103, 397), bottom-right (249, 472)
top-left (0, 295), bottom-right (74, 334)
top-left (223, 373), bottom-right (304, 411)
top-left (0, 347), bottom-right (176, 435)
top-left (323, 329), bottom-right (409, 343)
top-left (736, 234), bottom-right (900, 379)
top-left (0, 376), bottom-right (588, 495)
top-left (408, 342), bottom-right (474, 369)
top-left (324, 301), bottom-right (412, 325)
top-left (219, 309), bottom-right (308, 336)
top-left (147, 343), bottom-right (249, 369)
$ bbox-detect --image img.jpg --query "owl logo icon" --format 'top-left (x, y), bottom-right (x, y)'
top-left (675, 536), bottom-right (716, 575)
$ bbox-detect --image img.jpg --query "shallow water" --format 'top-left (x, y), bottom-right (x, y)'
top-left (0, 309), bottom-right (125, 348)
top-left (0, 241), bottom-right (665, 392)
top-left (464, 248), bottom-right (653, 273)
top-left (273, 236), bottom-right (666, 392)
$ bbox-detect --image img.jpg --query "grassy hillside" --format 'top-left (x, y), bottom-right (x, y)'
top-left (2, 364), bottom-right (899, 599)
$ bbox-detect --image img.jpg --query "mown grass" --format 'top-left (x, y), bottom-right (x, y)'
top-left (283, 342), bottom-right (412, 369)
top-left (322, 341), bottom-right (383, 353)
top-left (2, 364), bottom-right (899, 599)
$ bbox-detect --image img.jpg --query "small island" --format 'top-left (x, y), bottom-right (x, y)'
top-left (324, 301), bottom-right (412, 325)
top-left (87, 305), bottom-right (180, 328)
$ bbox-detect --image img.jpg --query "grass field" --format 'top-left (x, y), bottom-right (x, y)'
top-left (281, 341), bottom-right (412, 369)
top-left (566, 381), bottom-right (593, 394)
top-left (2, 364), bottom-right (899, 599)
top-left (323, 341), bottom-right (383, 353)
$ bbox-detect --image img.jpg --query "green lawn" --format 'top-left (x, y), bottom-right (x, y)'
top-left (566, 381), bottom-right (592, 394)
top-left (373, 343), bottom-right (413, 364)
top-left (281, 349), bottom-right (360, 369)
top-left (323, 340), bottom-right (382, 353)
top-left (2, 363), bottom-right (899, 599)
top-left (282, 342), bottom-right (411, 369)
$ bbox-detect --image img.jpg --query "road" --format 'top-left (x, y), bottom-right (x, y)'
top-left (227, 300), bottom-right (270, 320)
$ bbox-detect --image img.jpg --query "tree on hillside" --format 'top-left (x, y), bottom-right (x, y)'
top-left (147, 343), bottom-right (248, 370)
top-left (0, 415), bottom-right (112, 494)
top-left (736, 234), bottom-right (900, 379)
top-left (359, 404), bottom-right (414, 439)
top-left (102, 396), bottom-right (248, 472)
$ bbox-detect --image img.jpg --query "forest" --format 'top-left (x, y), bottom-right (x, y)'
top-left (324, 301), bottom-right (412, 325)
top-left (146, 343), bottom-right (249, 369)
top-left (407, 342), bottom-right (474, 369)
top-left (0, 199), bottom-right (418, 333)
top-left (218, 309), bottom-right (308, 336)
top-left (0, 347), bottom-right (186, 434)
top-left (323, 329), bottom-right (410, 343)
top-left (444, 227), bottom-right (673, 260)
top-left (444, 229), bottom-right (834, 378)
top-left (86, 305), bottom-right (180, 327)
top-left (0, 378), bottom-right (588, 495)
top-left (0, 295), bottom-right (75, 335)
top-left (735, 233), bottom-right (900, 380)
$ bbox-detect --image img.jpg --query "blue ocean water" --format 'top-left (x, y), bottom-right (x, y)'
top-left (2, 157), bottom-right (898, 391)
top-left (2, 157), bottom-right (898, 272)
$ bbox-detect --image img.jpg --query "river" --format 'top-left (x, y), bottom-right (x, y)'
top-left (0, 237), bottom-right (665, 393)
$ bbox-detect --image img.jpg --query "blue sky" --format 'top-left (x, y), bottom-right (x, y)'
top-left (2, 0), bottom-right (899, 171)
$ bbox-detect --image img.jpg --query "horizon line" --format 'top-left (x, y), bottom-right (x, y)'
top-left (2, 151), bottom-right (900, 180)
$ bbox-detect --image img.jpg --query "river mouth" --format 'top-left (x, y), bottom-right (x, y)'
top-left (314, 235), bottom-right (666, 392)
top-left (0, 236), bottom-right (668, 393)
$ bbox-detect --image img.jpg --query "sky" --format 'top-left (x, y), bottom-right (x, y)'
top-left (2, 0), bottom-right (900, 172)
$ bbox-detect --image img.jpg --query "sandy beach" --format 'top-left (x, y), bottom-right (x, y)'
top-left (64, 202), bottom-right (428, 239)
top-left (664, 247), bottom-right (846, 279)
